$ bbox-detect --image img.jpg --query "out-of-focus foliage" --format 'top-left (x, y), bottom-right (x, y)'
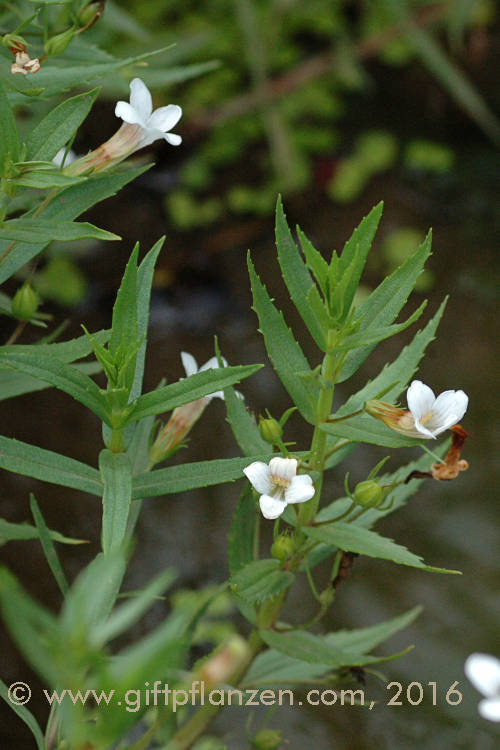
top-left (77, 0), bottom-right (500, 228)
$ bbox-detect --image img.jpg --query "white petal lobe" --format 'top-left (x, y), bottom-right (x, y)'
top-left (129, 77), bottom-right (152, 118)
top-left (259, 494), bottom-right (287, 519)
top-left (243, 462), bottom-right (272, 495)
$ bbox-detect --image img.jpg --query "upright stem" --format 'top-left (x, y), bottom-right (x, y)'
top-left (298, 329), bottom-right (338, 525)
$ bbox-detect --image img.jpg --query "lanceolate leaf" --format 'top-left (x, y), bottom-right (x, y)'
top-left (109, 244), bottom-right (139, 359)
top-left (132, 455), bottom-right (270, 499)
top-left (0, 166), bottom-right (149, 285)
top-left (333, 301), bottom-right (426, 351)
top-left (26, 88), bottom-right (100, 161)
top-left (297, 227), bottom-right (329, 292)
top-left (230, 559), bottom-right (294, 604)
top-left (303, 523), bottom-right (460, 574)
top-left (0, 518), bottom-right (86, 546)
top-left (130, 238), bottom-right (165, 401)
top-left (321, 415), bottom-right (424, 448)
top-left (248, 254), bottom-right (316, 424)
top-left (223, 385), bottom-right (268, 457)
top-left (338, 230), bottom-right (432, 382)
top-left (29, 495), bottom-right (69, 596)
top-left (0, 81), bottom-right (19, 175)
top-left (125, 364), bottom-right (262, 424)
top-left (227, 485), bottom-right (256, 576)
top-left (100, 450), bottom-right (133, 555)
top-left (336, 202), bottom-right (383, 322)
top-left (327, 298), bottom-right (447, 426)
top-left (0, 435), bottom-right (102, 496)
top-left (0, 350), bottom-right (110, 423)
top-left (275, 197), bottom-right (330, 349)
top-left (244, 606), bottom-right (421, 685)
top-left (0, 218), bottom-right (119, 244)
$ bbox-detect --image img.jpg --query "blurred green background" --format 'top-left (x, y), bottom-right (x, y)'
top-left (1, 1), bottom-right (499, 748)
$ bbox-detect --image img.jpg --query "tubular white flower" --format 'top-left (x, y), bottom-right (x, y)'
top-left (180, 351), bottom-right (228, 402)
top-left (465, 653), bottom-right (500, 722)
top-left (243, 457), bottom-right (315, 520)
top-left (407, 380), bottom-right (468, 439)
top-left (115, 78), bottom-right (182, 148)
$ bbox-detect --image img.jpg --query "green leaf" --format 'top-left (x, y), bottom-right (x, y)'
top-left (126, 364), bottom-right (262, 424)
top-left (248, 254), bottom-right (316, 424)
top-left (131, 237), bottom-right (165, 401)
top-left (29, 494), bottom-right (69, 596)
top-left (303, 523), bottom-right (460, 574)
top-left (336, 202), bottom-right (383, 321)
top-left (338, 230), bottom-right (432, 381)
top-left (275, 197), bottom-right (330, 349)
top-left (110, 244), bottom-right (139, 359)
top-left (227, 485), bottom-right (256, 576)
top-left (26, 88), bottom-right (100, 161)
top-left (132, 455), bottom-right (270, 499)
top-left (0, 517), bottom-right (85, 546)
top-left (93, 568), bottom-right (176, 647)
top-left (334, 301), bottom-right (426, 351)
top-left (0, 678), bottom-right (44, 750)
top-left (297, 227), bottom-right (329, 292)
top-left (321, 415), bottom-right (424, 448)
top-left (0, 166), bottom-right (148, 285)
top-left (230, 559), bottom-right (294, 604)
top-left (0, 350), bottom-right (110, 423)
top-left (0, 568), bottom-right (58, 683)
top-left (8, 171), bottom-right (86, 189)
top-left (0, 435), bottom-right (102, 495)
top-left (244, 606), bottom-right (421, 686)
top-left (100, 450), bottom-right (133, 555)
top-left (326, 298), bottom-right (447, 438)
top-left (0, 81), bottom-right (19, 174)
top-left (223, 385), bottom-right (268, 456)
top-left (60, 551), bottom-right (126, 634)
top-left (0, 218), bottom-right (120, 244)
top-left (257, 629), bottom-right (371, 668)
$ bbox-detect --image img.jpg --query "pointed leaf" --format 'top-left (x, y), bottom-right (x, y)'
top-left (0, 81), bottom-right (19, 174)
top-left (248, 254), bottom-right (316, 424)
top-left (100, 450), bottom-right (133, 555)
top-left (126, 364), bottom-right (262, 424)
top-left (0, 218), bottom-right (120, 244)
top-left (303, 523), bottom-right (460, 574)
top-left (132, 455), bottom-right (270, 498)
top-left (223, 385), bottom-right (268, 456)
top-left (26, 88), bottom-right (99, 161)
top-left (275, 197), bottom-right (330, 349)
top-left (297, 227), bottom-right (329, 292)
top-left (227, 485), bottom-right (256, 576)
top-left (0, 517), bottom-right (85, 546)
top-left (336, 202), bottom-right (383, 320)
top-left (0, 435), bottom-right (102, 495)
top-left (338, 230), bottom-right (432, 381)
top-left (29, 494), bottom-right (69, 596)
top-left (230, 559), bottom-right (294, 604)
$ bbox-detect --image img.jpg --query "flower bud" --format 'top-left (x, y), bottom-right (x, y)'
top-left (318, 587), bottom-right (335, 608)
top-left (77, 2), bottom-right (102, 27)
top-left (353, 480), bottom-right (383, 508)
top-left (11, 283), bottom-right (38, 320)
top-left (258, 415), bottom-right (282, 445)
top-left (252, 729), bottom-right (282, 750)
top-left (196, 635), bottom-right (250, 687)
top-left (2, 34), bottom-right (26, 53)
top-left (270, 534), bottom-right (294, 562)
top-left (44, 28), bottom-right (75, 57)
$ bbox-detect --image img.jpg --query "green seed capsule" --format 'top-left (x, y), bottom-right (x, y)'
top-left (258, 415), bottom-right (282, 445)
top-left (353, 480), bottom-right (383, 508)
top-left (252, 729), bottom-right (282, 750)
top-left (271, 534), bottom-right (294, 562)
top-left (11, 283), bottom-right (38, 321)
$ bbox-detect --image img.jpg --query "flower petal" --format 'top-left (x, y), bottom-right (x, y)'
top-left (286, 474), bottom-right (315, 504)
top-left (478, 698), bottom-right (500, 722)
top-left (148, 104), bottom-right (182, 132)
top-left (115, 101), bottom-right (145, 126)
top-left (407, 380), bottom-right (435, 421)
top-left (200, 355), bottom-right (228, 372)
top-left (465, 653), bottom-right (500, 697)
top-left (165, 132), bottom-right (182, 146)
top-left (129, 78), bottom-right (153, 119)
top-left (243, 461), bottom-right (272, 495)
top-left (180, 352), bottom-right (198, 377)
top-left (269, 457), bottom-right (297, 482)
top-left (427, 389), bottom-right (469, 435)
top-left (259, 494), bottom-right (287, 519)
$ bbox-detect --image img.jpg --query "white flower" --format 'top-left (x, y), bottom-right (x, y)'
top-left (465, 653), bottom-right (500, 722)
top-left (406, 380), bottom-right (468, 439)
top-left (115, 78), bottom-right (182, 149)
top-left (243, 457), bottom-right (315, 520)
top-left (53, 148), bottom-right (77, 167)
top-left (180, 351), bottom-right (228, 402)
